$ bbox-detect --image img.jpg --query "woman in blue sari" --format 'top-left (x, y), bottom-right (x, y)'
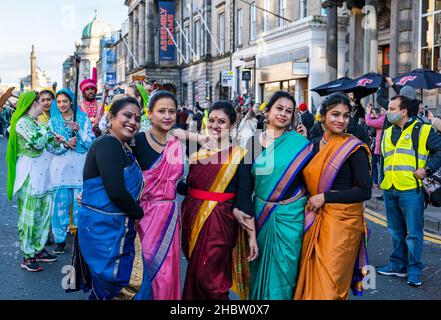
top-left (75, 97), bottom-right (152, 300)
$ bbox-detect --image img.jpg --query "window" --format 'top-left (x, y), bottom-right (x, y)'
top-left (195, 20), bottom-right (201, 59)
top-left (279, 0), bottom-right (286, 27)
top-left (300, 0), bottom-right (307, 19)
top-left (237, 9), bottom-right (243, 46)
top-left (176, 30), bottom-right (181, 64)
top-left (184, 25), bottom-right (190, 61)
top-left (263, 0), bottom-right (270, 32)
top-left (420, 1), bottom-right (441, 70)
top-left (250, 2), bottom-right (257, 40)
top-left (219, 12), bottom-right (225, 54)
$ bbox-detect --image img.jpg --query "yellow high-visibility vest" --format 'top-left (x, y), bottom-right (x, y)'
top-left (381, 120), bottom-right (431, 191)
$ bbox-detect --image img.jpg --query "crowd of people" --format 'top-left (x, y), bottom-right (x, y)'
top-left (3, 69), bottom-right (441, 300)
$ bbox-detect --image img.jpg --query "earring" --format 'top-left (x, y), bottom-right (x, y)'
top-left (321, 121), bottom-right (326, 131)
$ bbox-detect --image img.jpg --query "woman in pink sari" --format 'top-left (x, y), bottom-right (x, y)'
top-left (133, 91), bottom-right (211, 300)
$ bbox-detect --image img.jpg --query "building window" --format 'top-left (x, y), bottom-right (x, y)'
top-left (263, 0), bottom-right (270, 32)
top-left (195, 20), bottom-right (201, 60)
top-left (184, 25), bottom-right (190, 61)
top-left (300, 0), bottom-right (307, 19)
top-left (176, 31), bottom-right (181, 64)
top-left (237, 9), bottom-right (243, 46)
top-left (279, 0), bottom-right (286, 27)
top-left (219, 12), bottom-right (225, 54)
top-left (250, 2), bottom-right (257, 40)
top-left (420, 1), bottom-right (441, 70)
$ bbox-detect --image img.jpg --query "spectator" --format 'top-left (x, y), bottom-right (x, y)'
top-left (377, 95), bottom-right (441, 288)
top-left (417, 102), bottom-right (431, 124)
top-left (177, 105), bottom-right (189, 130)
top-left (237, 106), bottom-right (258, 147)
top-left (365, 103), bottom-right (386, 189)
top-left (298, 102), bottom-right (315, 134)
top-left (428, 111), bottom-right (441, 132)
top-left (348, 92), bottom-right (365, 124)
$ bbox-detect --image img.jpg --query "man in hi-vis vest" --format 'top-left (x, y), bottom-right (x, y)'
top-left (377, 95), bottom-right (441, 287)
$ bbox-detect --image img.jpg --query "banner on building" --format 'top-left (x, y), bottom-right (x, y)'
top-left (159, 1), bottom-right (176, 64)
top-left (101, 37), bottom-right (117, 86)
top-left (221, 70), bottom-right (234, 87)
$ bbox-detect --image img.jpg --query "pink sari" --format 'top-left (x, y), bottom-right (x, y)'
top-left (137, 137), bottom-right (184, 300)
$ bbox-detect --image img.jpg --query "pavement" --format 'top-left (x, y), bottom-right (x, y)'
top-left (0, 137), bottom-right (440, 300)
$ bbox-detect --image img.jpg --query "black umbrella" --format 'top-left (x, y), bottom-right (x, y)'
top-left (337, 72), bottom-right (385, 100)
top-left (393, 68), bottom-right (441, 89)
top-left (311, 76), bottom-right (353, 96)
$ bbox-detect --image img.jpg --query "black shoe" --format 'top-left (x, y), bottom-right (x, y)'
top-left (21, 258), bottom-right (43, 272)
top-left (35, 249), bottom-right (58, 262)
top-left (46, 234), bottom-right (54, 246)
top-left (53, 242), bottom-right (66, 254)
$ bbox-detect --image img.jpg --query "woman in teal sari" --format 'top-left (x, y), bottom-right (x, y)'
top-left (236, 91), bottom-right (314, 300)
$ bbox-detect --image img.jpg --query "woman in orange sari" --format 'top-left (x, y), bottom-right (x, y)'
top-left (294, 92), bottom-right (372, 300)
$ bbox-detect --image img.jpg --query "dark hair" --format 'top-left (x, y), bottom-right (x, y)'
top-left (264, 91), bottom-right (297, 129)
top-left (266, 91), bottom-right (296, 111)
top-left (40, 90), bottom-right (54, 99)
top-left (209, 101), bottom-right (237, 124)
top-left (109, 97), bottom-right (140, 116)
top-left (390, 95), bottom-right (418, 117)
top-left (32, 91), bottom-right (40, 104)
top-left (320, 91), bottom-right (352, 117)
top-left (148, 90), bottom-right (178, 111)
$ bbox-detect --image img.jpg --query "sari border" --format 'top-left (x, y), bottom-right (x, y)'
top-left (255, 141), bottom-right (313, 232)
top-left (304, 137), bottom-right (366, 233)
top-left (146, 201), bottom-right (179, 280)
top-left (188, 146), bottom-right (247, 257)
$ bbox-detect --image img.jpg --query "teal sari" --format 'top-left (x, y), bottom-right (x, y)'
top-left (250, 131), bottom-right (314, 300)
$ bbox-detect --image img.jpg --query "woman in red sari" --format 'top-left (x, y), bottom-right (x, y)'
top-left (181, 101), bottom-right (258, 300)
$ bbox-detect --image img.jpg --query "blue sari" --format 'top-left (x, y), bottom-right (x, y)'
top-left (77, 156), bottom-right (152, 300)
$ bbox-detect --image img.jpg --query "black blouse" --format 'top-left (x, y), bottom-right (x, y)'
top-left (132, 132), bottom-right (161, 171)
top-left (311, 140), bottom-right (372, 203)
top-left (83, 135), bottom-right (144, 219)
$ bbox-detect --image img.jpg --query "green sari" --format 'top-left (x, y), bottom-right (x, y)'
top-left (250, 131), bottom-right (314, 300)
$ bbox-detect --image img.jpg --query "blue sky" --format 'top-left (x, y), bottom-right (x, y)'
top-left (0, 0), bottom-right (127, 85)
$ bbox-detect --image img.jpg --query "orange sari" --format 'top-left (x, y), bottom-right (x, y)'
top-left (294, 134), bottom-right (370, 300)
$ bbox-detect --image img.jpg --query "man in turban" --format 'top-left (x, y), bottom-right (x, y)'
top-left (79, 68), bottom-right (99, 127)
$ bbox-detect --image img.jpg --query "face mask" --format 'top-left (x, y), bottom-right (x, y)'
top-left (387, 111), bottom-right (404, 124)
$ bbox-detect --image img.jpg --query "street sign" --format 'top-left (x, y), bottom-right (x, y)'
top-left (221, 70), bottom-right (234, 87)
top-left (292, 62), bottom-right (309, 75)
top-left (242, 70), bottom-right (252, 81)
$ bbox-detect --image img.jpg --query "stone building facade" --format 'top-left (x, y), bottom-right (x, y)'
top-left (125, 0), bottom-right (181, 97)
top-left (117, 0), bottom-right (440, 112)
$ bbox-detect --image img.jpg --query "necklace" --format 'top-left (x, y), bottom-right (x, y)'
top-left (109, 131), bottom-right (131, 152)
top-left (149, 132), bottom-right (167, 147)
top-left (321, 135), bottom-right (328, 145)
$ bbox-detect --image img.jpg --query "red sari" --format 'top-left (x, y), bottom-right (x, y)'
top-left (181, 146), bottom-right (247, 300)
